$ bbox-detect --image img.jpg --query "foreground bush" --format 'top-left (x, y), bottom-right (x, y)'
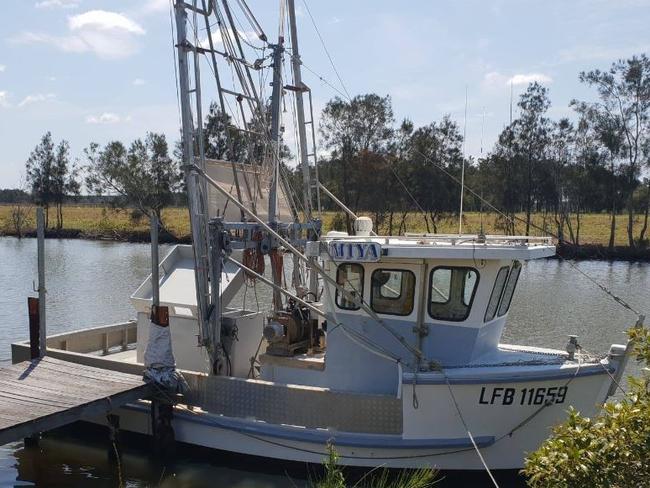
top-left (523, 326), bottom-right (650, 488)
top-left (312, 444), bottom-right (438, 488)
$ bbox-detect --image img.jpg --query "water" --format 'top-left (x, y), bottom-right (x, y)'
top-left (0, 236), bottom-right (648, 487)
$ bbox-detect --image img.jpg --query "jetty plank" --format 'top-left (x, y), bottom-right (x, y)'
top-left (0, 356), bottom-right (152, 445)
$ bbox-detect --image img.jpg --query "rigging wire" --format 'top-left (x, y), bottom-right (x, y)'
top-left (169, 0), bottom-right (183, 131)
top-left (300, 0), bottom-right (351, 99)
top-left (299, 61), bottom-right (643, 318)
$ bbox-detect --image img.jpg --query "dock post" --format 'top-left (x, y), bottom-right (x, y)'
top-left (27, 298), bottom-right (40, 360)
top-left (36, 207), bottom-right (46, 358)
top-left (151, 399), bottom-right (175, 463)
top-left (107, 414), bottom-right (121, 462)
top-left (150, 214), bottom-right (160, 309)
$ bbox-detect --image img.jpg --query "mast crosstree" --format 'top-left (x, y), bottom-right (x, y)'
top-left (173, 0), bottom-right (322, 372)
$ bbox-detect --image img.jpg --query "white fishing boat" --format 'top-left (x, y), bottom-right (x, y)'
top-left (11, 0), bottom-right (638, 472)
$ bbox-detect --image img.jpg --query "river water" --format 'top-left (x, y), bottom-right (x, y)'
top-left (0, 237), bottom-right (648, 487)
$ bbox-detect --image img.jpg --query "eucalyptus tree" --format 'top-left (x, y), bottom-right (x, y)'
top-left (85, 133), bottom-right (182, 225)
top-left (25, 132), bottom-right (55, 227)
top-left (203, 102), bottom-right (249, 162)
top-left (513, 82), bottom-right (553, 235)
top-left (549, 118), bottom-right (575, 241)
top-left (25, 131), bottom-right (79, 229)
top-left (51, 140), bottom-right (80, 229)
top-left (319, 94), bottom-right (394, 231)
top-left (573, 54), bottom-right (650, 247)
top-left (402, 116), bottom-right (465, 233)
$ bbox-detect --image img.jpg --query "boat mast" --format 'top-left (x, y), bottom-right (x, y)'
top-left (267, 5), bottom-right (286, 225)
top-left (287, 0), bottom-right (312, 221)
top-left (174, 2), bottom-right (220, 371)
top-left (286, 0), bottom-right (320, 296)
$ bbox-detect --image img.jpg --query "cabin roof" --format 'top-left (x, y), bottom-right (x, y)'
top-left (320, 234), bottom-right (556, 261)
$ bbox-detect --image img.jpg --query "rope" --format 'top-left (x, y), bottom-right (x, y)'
top-left (440, 372), bottom-right (499, 487)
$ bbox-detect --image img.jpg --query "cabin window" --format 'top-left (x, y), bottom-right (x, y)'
top-left (484, 266), bottom-right (510, 322)
top-left (429, 267), bottom-right (479, 321)
top-left (371, 269), bottom-right (416, 316)
top-left (497, 261), bottom-right (522, 317)
top-left (335, 263), bottom-right (364, 310)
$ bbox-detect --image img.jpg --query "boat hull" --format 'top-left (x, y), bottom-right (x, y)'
top-left (109, 368), bottom-right (612, 470)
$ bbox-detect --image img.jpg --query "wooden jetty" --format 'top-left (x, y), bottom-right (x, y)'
top-left (0, 356), bottom-right (152, 446)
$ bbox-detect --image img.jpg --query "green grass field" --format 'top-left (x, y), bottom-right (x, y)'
top-left (0, 204), bottom-right (645, 247)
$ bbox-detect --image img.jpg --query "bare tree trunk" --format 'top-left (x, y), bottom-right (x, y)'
top-left (423, 214), bottom-right (431, 233)
top-left (608, 160), bottom-right (617, 251)
top-left (398, 211), bottom-right (408, 234)
top-left (565, 213), bottom-right (576, 245)
top-left (639, 182), bottom-right (650, 245)
top-left (430, 212), bottom-right (438, 234)
top-left (575, 208), bottom-right (581, 246)
top-left (609, 212), bottom-right (617, 249)
top-left (627, 197), bottom-right (635, 248)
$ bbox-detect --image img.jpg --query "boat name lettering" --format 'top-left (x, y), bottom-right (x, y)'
top-left (329, 242), bottom-right (381, 262)
top-left (478, 386), bottom-right (568, 406)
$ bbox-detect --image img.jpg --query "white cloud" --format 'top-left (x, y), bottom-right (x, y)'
top-left (508, 73), bottom-right (553, 86)
top-left (0, 65), bottom-right (5, 73)
top-left (140, 0), bottom-right (169, 14)
top-left (35, 0), bottom-right (80, 9)
top-left (69, 10), bottom-right (145, 35)
top-left (11, 10), bottom-right (145, 60)
top-left (85, 112), bottom-right (121, 124)
top-left (482, 71), bottom-right (552, 89)
top-left (482, 71), bottom-right (506, 88)
top-left (0, 91), bottom-right (9, 108)
top-left (132, 78), bottom-right (146, 86)
top-left (18, 93), bottom-right (56, 107)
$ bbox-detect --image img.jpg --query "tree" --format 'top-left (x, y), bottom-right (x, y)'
top-left (523, 325), bottom-right (650, 487)
top-left (51, 140), bottom-right (80, 229)
top-left (25, 132), bottom-right (55, 227)
top-left (319, 94), bottom-right (394, 232)
top-left (85, 133), bottom-right (182, 224)
top-left (514, 82), bottom-right (553, 235)
top-left (402, 116), bottom-right (465, 233)
top-left (203, 102), bottom-right (249, 162)
top-left (573, 54), bottom-right (650, 247)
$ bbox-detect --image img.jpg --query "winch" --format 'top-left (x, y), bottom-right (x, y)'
top-left (263, 298), bottom-right (321, 356)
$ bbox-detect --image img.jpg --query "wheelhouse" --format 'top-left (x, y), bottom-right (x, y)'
top-left (318, 234), bottom-right (556, 367)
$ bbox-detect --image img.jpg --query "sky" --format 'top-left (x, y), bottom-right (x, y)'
top-left (1, 0), bottom-right (649, 189)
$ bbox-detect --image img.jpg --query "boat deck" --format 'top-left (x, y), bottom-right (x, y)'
top-left (0, 356), bottom-right (153, 446)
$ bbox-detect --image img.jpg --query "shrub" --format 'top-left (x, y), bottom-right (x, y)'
top-left (312, 444), bottom-right (438, 488)
top-left (523, 326), bottom-right (650, 488)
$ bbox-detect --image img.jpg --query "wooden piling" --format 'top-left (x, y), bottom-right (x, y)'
top-left (27, 297), bottom-right (40, 360)
top-left (36, 207), bottom-right (46, 358)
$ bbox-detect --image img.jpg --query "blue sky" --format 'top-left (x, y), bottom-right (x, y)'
top-left (1, 0), bottom-right (649, 188)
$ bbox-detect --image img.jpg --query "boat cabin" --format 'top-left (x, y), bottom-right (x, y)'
top-left (261, 233), bottom-right (556, 394)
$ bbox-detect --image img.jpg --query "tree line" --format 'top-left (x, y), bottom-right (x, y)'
top-left (309, 54), bottom-right (650, 249)
top-left (11, 54), bottom-right (650, 248)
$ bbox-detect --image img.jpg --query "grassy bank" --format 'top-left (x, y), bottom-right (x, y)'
top-left (1, 204), bottom-right (649, 259)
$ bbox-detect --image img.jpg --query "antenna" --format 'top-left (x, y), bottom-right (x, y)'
top-left (458, 86), bottom-right (468, 235)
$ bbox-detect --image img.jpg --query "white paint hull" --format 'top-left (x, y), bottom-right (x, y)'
top-left (111, 368), bottom-right (612, 470)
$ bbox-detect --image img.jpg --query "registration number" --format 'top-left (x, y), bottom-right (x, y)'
top-left (479, 386), bottom-right (568, 406)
